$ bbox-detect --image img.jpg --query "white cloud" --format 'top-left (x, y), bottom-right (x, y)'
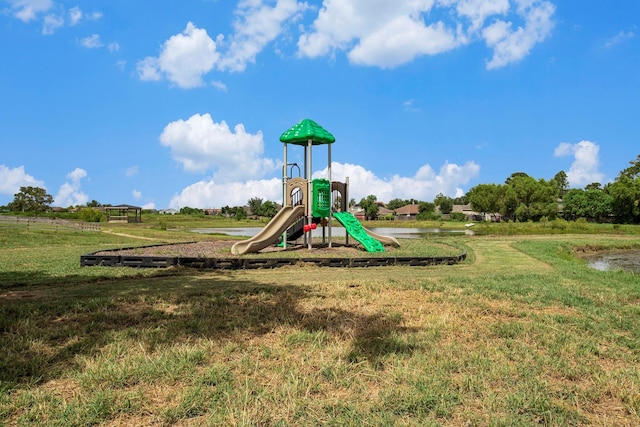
top-left (0, 165), bottom-right (45, 195)
top-left (483, 0), bottom-right (555, 69)
top-left (54, 168), bottom-right (89, 207)
top-left (136, 57), bottom-right (161, 81)
top-left (169, 178), bottom-right (282, 209)
top-left (297, 0), bottom-right (555, 69)
top-left (80, 34), bottom-right (103, 48)
top-left (136, 1), bottom-right (554, 87)
top-left (7, 0), bottom-right (53, 22)
top-left (605, 30), bottom-right (635, 48)
top-left (42, 13), bottom-right (63, 34)
top-left (159, 113), bottom-right (279, 181)
top-left (132, 189), bottom-right (142, 200)
top-left (348, 17), bottom-right (457, 68)
top-left (125, 166), bottom-right (139, 177)
top-left (218, 0), bottom-right (309, 72)
top-left (7, 3), bottom-right (103, 35)
top-left (314, 161), bottom-right (480, 202)
top-left (554, 140), bottom-right (605, 187)
top-left (68, 5), bottom-right (82, 25)
top-left (107, 42), bottom-right (120, 52)
top-left (136, 22), bottom-right (220, 88)
top-left (169, 159), bottom-right (479, 209)
top-left (457, 0), bottom-right (510, 32)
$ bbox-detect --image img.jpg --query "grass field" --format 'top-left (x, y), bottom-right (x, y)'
top-left (1, 221), bottom-right (639, 426)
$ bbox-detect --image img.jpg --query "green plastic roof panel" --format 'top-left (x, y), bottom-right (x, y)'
top-left (279, 119), bottom-right (335, 146)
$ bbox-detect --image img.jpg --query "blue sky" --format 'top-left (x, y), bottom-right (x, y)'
top-left (1, 0), bottom-right (638, 209)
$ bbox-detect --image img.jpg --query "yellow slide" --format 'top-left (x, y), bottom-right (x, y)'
top-left (231, 205), bottom-right (306, 255)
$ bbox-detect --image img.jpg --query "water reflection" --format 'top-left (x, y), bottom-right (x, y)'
top-left (190, 227), bottom-right (474, 238)
top-left (586, 250), bottom-right (640, 274)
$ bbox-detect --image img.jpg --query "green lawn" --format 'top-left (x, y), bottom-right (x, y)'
top-left (1, 223), bottom-right (639, 426)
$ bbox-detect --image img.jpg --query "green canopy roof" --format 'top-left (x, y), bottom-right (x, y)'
top-left (279, 119), bottom-right (335, 146)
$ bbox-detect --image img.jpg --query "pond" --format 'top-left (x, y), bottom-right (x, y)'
top-left (190, 227), bottom-right (474, 239)
top-left (585, 250), bottom-right (640, 274)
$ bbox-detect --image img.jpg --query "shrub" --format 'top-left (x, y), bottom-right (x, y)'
top-left (78, 208), bottom-right (104, 223)
top-left (449, 213), bottom-right (467, 222)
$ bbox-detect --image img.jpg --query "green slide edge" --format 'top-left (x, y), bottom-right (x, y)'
top-left (333, 211), bottom-right (385, 253)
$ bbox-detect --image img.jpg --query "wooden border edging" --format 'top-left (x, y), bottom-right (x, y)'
top-left (80, 248), bottom-right (467, 269)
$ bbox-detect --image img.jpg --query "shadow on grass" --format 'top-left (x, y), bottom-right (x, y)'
top-left (1, 270), bottom-right (417, 388)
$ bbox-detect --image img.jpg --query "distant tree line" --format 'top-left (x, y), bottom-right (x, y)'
top-left (464, 155), bottom-right (640, 224)
top-left (4, 154), bottom-right (640, 224)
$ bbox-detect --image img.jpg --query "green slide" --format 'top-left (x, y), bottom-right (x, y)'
top-left (333, 212), bottom-right (385, 253)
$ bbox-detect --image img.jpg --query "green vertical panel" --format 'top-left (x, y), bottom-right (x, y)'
top-left (312, 179), bottom-right (331, 218)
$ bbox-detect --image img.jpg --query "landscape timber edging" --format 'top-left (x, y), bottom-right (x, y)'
top-left (80, 243), bottom-right (467, 270)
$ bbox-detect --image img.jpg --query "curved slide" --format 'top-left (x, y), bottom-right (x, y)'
top-left (231, 205), bottom-right (306, 255)
top-left (333, 212), bottom-right (399, 252)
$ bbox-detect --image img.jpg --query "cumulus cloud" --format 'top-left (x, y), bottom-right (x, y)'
top-left (137, 1), bottom-right (306, 85)
top-left (314, 161), bottom-right (480, 202)
top-left (6, 0), bottom-right (53, 22)
top-left (347, 18), bottom-right (457, 68)
top-left (136, 22), bottom-right (220, 88)
top-left (136, 1), bottom-right (554, 87)
top-left (482, 0), bottom-right (555, 69)
top-left (457, 0), bottom-right (510, 32)
top-left (132, 189), bottom-right (142, 200)
top-left (169, 177), bottom-right (282, 209)
top-left (554, 140), bottom-right (605, 187)
top-left (218, 0), bottom-right (309, 72)
top-left (42, 13), bottom-right (63, 34)
top-left (79, 34), bottom-right (103, 48)
top-left (68, 5), bottom-right (82, 25)
top-left (169, 160), bottom-right (479, 209)
top-left (298, 0), bottom-right (555, 69)
top-left (0, 165), bottom-right (45, 195)
top-left (159, 113), bottom-right (279, 181)
top-left (6, 2), bottom-right (102, 35)
top-left (54, 168), bottom-right (89, 207)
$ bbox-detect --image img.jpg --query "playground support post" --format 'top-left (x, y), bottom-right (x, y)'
top-left (307, 138), bottom-right (313, 250)
top-left (345, 176), bottom-right (350, 246)
top-left (328, 142), bottom-right (332, 248)
top-left (282, 143), bottom-right (288, 249)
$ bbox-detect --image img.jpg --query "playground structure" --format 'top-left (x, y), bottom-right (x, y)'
top-left (231, 119), bottom-right (399, 255)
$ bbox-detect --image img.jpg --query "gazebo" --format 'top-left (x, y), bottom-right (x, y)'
top-left (105, 204), bottom-right (142, 223)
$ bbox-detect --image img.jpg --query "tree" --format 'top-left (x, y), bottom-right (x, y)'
top-left (434, 193), bottom-right (453, 214)
top-left (552, 171), bottom-right (569, 199)
top-left (247, 197), bottom-right (263, 216)
top-left (502, 175), bottom-right (558, 221)
top-left (417, 201), bottom-right (437, 220)
top-left (359, 195), bottom-right (379, 220)
top-left (619, 154), bottom-right (640, 179)
top-left (387, 198), bottom-right (410, 210)
top-left (260, 200), bottom-right (278, 218)
top-left (607, 175), bottom-right (640, 223)
top-left (179, 206), bottom-right (203, 215)
top-left (9, 186), bottom-right (53, 217)
top-left (233, 206), bottom-right (247, 220)
top-left (505, 172), bottom-right (530, 185)
top-left (467, 183), bottom-right (504, 216)
top-left (563, 188), bottom-right (613, 221)
top-left (585, 182), bottom-right (602, 191)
